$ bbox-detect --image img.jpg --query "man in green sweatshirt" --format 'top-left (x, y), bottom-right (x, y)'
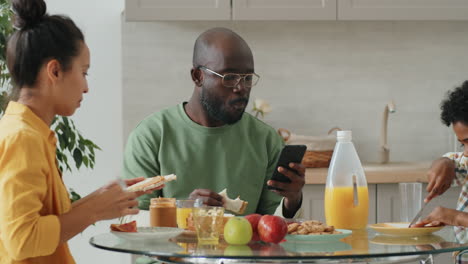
top-left (123, 27), bottom-right (304, 218)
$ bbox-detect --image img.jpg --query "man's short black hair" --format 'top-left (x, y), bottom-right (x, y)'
top-left (440, 80), bottom-right (468, 126)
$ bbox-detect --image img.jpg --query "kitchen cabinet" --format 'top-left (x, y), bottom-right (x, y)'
top-left (338, 0), bottom-right (468, 20)
top-left (305, 162), bottom-right (430, 184)
top-left (232, 0), bottom-right (336, 20)
top-left (125, 0), bottom-right (468, 21)
top-left (125, 0), bottom-right (231, 21)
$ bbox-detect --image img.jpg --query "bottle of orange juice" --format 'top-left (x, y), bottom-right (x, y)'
top-left (325, 131), bottom-right (369, 230)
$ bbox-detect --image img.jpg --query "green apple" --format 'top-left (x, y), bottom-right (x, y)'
top-left (224, 217), bottom-right (253, 245)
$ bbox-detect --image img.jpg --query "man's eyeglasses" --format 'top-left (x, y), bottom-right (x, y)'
top-left (198, 66), bottom-right (260, 89)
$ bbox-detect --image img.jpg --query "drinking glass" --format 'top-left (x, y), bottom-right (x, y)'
top-left (192, 206), bottom-right (224, 245)
top-left (176, 199), bottom-right (202, 229)
top-left (399, 182), bottom-right (422, 222)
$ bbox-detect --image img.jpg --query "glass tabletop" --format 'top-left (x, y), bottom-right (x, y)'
top-left (89, 226), bottom-right (468, 263)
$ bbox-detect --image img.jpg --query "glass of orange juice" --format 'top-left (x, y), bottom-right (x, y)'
top-left (176, 199), bottom-right (202, 229)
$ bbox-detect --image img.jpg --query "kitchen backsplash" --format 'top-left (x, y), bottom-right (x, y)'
top-left (122, 20), bottom-right (468, 162)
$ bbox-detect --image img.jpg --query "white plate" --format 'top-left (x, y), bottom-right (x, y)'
top-left (111, 226), bottom-right (184, 241)
top-left (369, 223), bottom-right (444, 237)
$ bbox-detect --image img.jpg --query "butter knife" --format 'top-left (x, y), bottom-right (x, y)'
top-left (408, 202), bottom-right (428, 227)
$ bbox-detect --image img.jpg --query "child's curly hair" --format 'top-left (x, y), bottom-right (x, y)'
top-left (441, 81), bottom-right (468, 126)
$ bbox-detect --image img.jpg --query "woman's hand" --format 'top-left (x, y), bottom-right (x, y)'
top-left (84, 181), bottom-right (140, 222)
top-left (59, 180), bottom-right (142, 243)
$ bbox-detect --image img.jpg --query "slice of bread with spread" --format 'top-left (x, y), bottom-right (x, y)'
top-left (219, 188), bottom-right (248, 215)
top-left (126, 174), bottom-right (177, 192)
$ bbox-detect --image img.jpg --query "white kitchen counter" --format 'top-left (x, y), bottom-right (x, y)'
top-left (305, 162), bottom-right (431, 184)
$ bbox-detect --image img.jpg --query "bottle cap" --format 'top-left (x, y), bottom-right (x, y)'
top-left (337, 130), bottom-right (352, 141)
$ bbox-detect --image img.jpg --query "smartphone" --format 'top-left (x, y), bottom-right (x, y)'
top-left (268, 145), bottom-right (306, 191)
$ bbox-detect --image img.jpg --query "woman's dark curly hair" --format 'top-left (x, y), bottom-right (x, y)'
top-left (440, 80), bottom-right (468, 126)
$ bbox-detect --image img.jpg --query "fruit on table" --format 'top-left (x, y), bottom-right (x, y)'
top-left (244, 214), bottom-right (262, 233)
top-left (251, 232), bottom-right (260, 241)
top-left (258, 215), bottom-right (287, 243)
top-left (245, 213), bottom-right (262, 241)
top-left (224, 217), bottom-right (253, 245)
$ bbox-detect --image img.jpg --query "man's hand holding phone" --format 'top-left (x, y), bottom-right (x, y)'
top-left (267, 145), bottom-right (306, 217)
top-left (267, 162), bottom-right (305, 201)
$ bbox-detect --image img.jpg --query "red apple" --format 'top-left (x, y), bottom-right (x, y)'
top-left (244, 214), bottom-right (262, 233)
top-left (257, 215), bottom-right (287, 243)
top-left (251, 232), bottom-right (260, 241)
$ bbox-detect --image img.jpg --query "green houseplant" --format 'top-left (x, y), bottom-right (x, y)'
top-left (0, 0), bottom-right (100, 202)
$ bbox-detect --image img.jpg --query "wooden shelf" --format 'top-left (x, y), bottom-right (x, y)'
top-left (305, 162), bottom-right (431, 184)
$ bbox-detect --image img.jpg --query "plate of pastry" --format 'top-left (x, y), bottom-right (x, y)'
top-left (285, 220), bottom-right (352, 242)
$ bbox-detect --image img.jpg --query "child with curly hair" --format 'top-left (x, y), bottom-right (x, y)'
top-left (412, 81), bottom-right (468, 263)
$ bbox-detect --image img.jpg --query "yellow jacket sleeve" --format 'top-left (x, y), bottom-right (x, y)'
top-left (0, 132), bottom-right (61, 260)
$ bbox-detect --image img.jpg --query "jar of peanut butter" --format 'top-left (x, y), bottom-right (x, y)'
top-left (150, 197), bottom-right (177, 227)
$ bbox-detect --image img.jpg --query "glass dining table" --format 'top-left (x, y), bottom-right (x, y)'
top-left (89, 226), bottom-right (468, 264)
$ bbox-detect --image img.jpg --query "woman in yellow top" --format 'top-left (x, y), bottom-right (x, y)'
top-left (0, 0), bottom-right (162, 263)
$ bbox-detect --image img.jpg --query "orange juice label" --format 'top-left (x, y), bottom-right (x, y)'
top-left (325, 186), bottom-right (369, 229)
